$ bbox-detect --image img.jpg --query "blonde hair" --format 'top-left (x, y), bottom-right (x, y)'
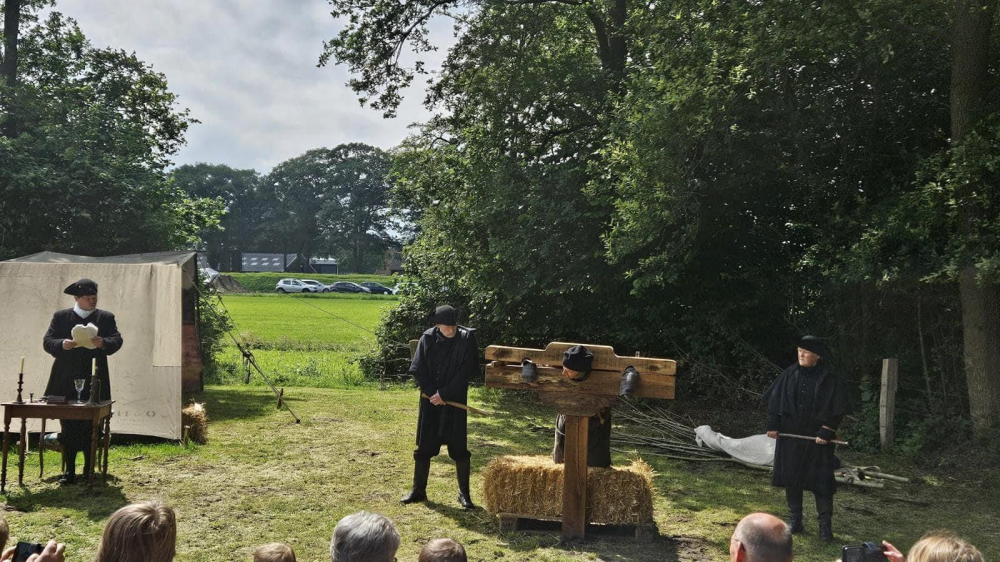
top-left (254, 542), bottom-right (296, 562)
top-left (94, 501), bottom-right (176, 562)
top-left (418, 538), bottom-right (467, 562)
top-left (907, 531), bottom-right (984, 562)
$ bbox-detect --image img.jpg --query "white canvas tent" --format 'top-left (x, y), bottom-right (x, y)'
top-left (0, 251), bottom-right (199, 440)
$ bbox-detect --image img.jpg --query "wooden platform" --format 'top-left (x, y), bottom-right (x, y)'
top-left (497, 513), bottom-right (655, 542)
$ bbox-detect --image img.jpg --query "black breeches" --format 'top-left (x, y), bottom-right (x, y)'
top-left (414, 436), bottom-right (470, 462)
top-left (60, 420), bottom-right (96, 455)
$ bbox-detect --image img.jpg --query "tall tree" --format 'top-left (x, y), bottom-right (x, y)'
top-left (316, 143), bottom-right (394, 273)
top-left (173, 163), bottom-right (262, 269)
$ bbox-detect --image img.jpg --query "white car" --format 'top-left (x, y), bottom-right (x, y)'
top-left (299, 279), bottom-right (330, 293)
top-left (275, 278), bottom-right (310, 293)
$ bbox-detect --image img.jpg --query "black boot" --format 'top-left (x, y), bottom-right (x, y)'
top-left (785, 487), bottom-right (804, 533)
top-left (58, 451), bottom-right (76, 485)
top-left (456, 459), bottom-right (475, 509)
top-left (400, 459), bottom-right (430, 504)
top-left (816, 494), bottom-right (834, 542)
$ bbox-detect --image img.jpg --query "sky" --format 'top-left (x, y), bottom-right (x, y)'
top-left (54, 0), bottom-right (455, 173)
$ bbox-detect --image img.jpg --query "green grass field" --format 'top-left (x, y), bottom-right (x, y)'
top-left (227, 272), bottom-right (397, 293)
top-left (209, 293), bottom-right (399, 388)
top-left (3, 292), bottom-right (996, 561)
top-left (2, 387), bottom-right (997, 561)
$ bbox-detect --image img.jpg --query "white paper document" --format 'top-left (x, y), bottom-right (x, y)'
top-left (71, 323), bottom-right (99, 349)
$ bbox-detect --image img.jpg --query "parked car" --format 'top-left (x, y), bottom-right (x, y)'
top-left (299, 279), bottom-right (331, 293)
top-left (330, 281), bottom-right (370, 293)
top-left (360, 282), bottom-right (393, 295)
top-left (275, 278), bottom-right (311, 293)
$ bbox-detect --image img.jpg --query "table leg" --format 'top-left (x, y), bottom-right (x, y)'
top-left (561, 415), bottom-right (589, 540)
top-left (102, 412), bottom-right (112, 481)
top-left (1, 411), bottom-right (11, 493)
top-left (18, 418), bottom-right (26, 486)
top-left (39, 418), bottom-right (45, 478)
top-left (88, 415), bottom-right (100, 490)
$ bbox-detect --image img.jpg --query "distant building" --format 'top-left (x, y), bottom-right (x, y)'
top-left (310, 256), bottom-right (339, 274)
top-left (241, 252), bottom-right (302, 273)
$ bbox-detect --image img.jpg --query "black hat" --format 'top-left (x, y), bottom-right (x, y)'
top-left (428, 305), bottom-right (458, 326)
top-left (798, 335), bottom-right (831, 359)
top-left (562, 345), bottom-right (594, 380)
top-left (64, 279), bottom-right (98, 296)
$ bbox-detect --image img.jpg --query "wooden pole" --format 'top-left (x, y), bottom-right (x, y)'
top-left (880, 358), bottom-right (898, 452)
top-left (561, 415), bottom-right (589, 539)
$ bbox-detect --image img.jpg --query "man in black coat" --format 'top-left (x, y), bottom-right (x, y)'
top-left (42, 279), bottom-right (123, 484)
top-left (552, 345), bottom-right (613, 468)
top-left (765, 335), bottom-right (847, 542)
top-left (401, 305), bottom-right (479, 509)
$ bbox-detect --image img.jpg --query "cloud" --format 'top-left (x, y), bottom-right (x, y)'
top-left (54, 0), bottom-right (456, 172)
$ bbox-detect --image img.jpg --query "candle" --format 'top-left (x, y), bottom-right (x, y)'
top-left (19, 356), bottom-right (24, 374)
top-left (92, 358), bottom-right (97, 377)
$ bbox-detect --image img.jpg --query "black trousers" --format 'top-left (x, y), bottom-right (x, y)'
top-left (414, 434), bottom-right (470, 462)
top-left (786, 487), bottom-right (833, 521)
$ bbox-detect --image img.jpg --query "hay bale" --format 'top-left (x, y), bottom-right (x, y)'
top-left (182, 402), bottom-right (208, 444)
top-left (482, 455), bottom-right (654, 525)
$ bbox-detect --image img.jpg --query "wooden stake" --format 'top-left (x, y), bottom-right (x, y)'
top-left (880, 358), bottom-right (898, 452)
top-left (562, 415), bottom-right (588, 540)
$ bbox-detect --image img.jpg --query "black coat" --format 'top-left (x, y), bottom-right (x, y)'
top-left (765, 362), bottom-right (847, 495)
top-left (409, 326), bottom-right (478, 448)
top-left (42, 309), bottom-right (122, 402)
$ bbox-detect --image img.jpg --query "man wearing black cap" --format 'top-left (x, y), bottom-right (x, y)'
top-left (401, 305), bottom-right (479, 508)
top-left (552, 345), bottom-right (613, 468)
top-left (764, 336), bottom-right (847, 542)
top-left (42, 279), bottom-right (123, 484)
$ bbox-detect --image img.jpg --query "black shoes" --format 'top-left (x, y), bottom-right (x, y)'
top-left (57, 472), bottom-right (76, 485)
top-left (456, 459), bottom-right (475, 509)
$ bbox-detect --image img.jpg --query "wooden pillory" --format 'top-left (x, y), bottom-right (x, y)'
top-left (485, 342), bottom-right (676, 540)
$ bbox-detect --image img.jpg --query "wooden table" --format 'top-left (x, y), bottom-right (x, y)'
top-left (1, 400), bottom-right (113, 492)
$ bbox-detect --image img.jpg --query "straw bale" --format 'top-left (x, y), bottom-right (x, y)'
top-left (182, 402), bottom-right (208, 444)
top-left (482, 455), bottom-right (654, 525)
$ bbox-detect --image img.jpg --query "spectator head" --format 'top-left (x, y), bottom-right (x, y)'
top-left (0, 514), bottom-right (7, 550)
top-left (94, 500), bottom-right (176, 562)
top-left (419, 538), bottom-right (467, 562)
top-left (730, 513), bottom-right (793, 562)
top-left (907, 531), bottom-right (984, 562)
top-left (254, 542), bottom-right (296, 562)
top-left (330, 511), bottom-right (400, 562)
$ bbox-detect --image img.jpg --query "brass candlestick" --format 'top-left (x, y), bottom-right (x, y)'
top-left (15, 356), bottom-right (25, 404)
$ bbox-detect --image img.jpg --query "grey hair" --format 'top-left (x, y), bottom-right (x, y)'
top-left (330, 511), bottom-right (400, 562)
top-left (735, 514), bottom-right (793, 562)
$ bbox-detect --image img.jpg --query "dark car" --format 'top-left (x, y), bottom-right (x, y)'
top-left (330, 281), bottom-right (370, 293)
top-left (361, 282), bottom-right (393, 295)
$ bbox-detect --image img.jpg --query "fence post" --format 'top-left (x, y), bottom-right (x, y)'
top-left (880, 358), bottom-right (898, 452)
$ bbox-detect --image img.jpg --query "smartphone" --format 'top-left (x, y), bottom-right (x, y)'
top-left (14, 541), bottom-right (43, 562)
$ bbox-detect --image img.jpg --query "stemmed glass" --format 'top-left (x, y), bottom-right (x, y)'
top-left (74, 378), bottom-right (86, 404)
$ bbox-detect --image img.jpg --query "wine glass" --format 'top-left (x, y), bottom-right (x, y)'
top-left (74, 378), bottom-right (86, 403)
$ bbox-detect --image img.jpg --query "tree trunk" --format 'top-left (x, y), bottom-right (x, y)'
top-left (952, 0), bottom-right (1000, 436)
top-left (1, 0), bottom-right (22, 138)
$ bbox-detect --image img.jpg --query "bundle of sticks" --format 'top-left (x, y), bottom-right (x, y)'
top-left (611, 400), bottom-right (911, 489)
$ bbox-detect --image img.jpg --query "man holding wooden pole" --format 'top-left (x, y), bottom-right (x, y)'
top-left (764, 336), bottom-right (847, 543)
top-left (401, 305), bottom-right (479, 509)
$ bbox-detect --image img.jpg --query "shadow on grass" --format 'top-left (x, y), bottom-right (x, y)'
top-left (188, 386), bottom-right (290, 422)
top-left (3, 476), bottom-right (128, 521)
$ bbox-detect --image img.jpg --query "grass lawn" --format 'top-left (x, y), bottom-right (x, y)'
top-left (2, 386), bottom-right (997, 561)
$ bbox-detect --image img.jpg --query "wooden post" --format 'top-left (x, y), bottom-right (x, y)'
top-left (276, 388), bottom-right (284, 410)
top-left (562, 416), bottom-right (589, 539)
top-left (880, 358), bottom-right (898, 452)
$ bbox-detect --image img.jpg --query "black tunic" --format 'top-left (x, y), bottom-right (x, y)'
top-left (764, 362), bottom-right (847, 495)
top-left (42, 308), bottom-right (123, 453)
top-left (553, 409), bottom-right (613, 468)
top-left (409, 326), bottom-right (478, 454)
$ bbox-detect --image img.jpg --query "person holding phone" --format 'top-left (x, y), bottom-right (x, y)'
top-left (41, 279), bottom-right (123, 484)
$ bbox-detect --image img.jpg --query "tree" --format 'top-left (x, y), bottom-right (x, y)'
top-left (173, 163), bottom-right (262, 269)
top-left (316, 143), bottom-right (395, 273)
top-left (0, 6), bottom-right (217, 259)
top-left (256, 148), bottom-right (334, 261)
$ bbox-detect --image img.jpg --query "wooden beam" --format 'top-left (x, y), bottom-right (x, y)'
top-left (485, 342), bottom-right (676, 375)
top-left (561, 415), bottom-right (588, 540)
top-left (486, 362), bottom-right (674, 400)
top-left (880, 358), bottom-right (898, 452)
